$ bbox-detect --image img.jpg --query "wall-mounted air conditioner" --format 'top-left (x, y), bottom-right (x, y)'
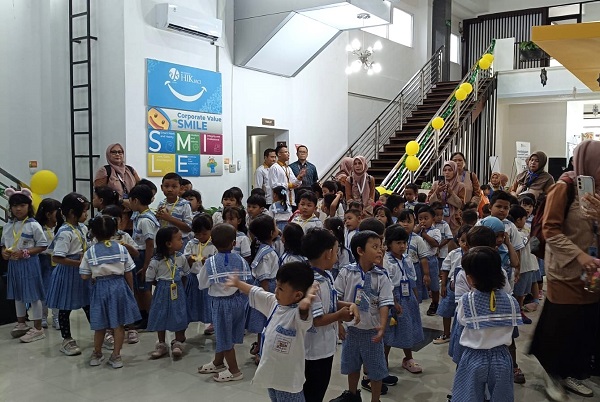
top-left (155, 3), bottom-right (222, 43)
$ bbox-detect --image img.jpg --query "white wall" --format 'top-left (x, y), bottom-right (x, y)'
top-left (496, 102), bottom-right (567, 183)
top-left (497, 67), bottom-right (594, 101)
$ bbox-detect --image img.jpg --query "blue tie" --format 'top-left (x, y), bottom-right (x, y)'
top-left (359, 272), bottom-right (372, 312)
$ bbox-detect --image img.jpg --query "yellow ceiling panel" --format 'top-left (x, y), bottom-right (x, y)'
top-left (532, 22), bottom-right (600, 91)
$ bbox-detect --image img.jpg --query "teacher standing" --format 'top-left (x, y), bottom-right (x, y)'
top-left (94, 143), bottom-right (141, 198)
top-left (450, 152), bottom-right (481, 205)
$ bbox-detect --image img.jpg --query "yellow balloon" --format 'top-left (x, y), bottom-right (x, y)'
top-left (479, 59), bottom-right (491, 70)
top-left (30, 170), bottom-right (59, 195)
top-left (455, 88), bottom-right (467, 101)
top-left (459, 82), bottom-right (473, 94)
top-left (431, 116), bottom-right (445, 130)
top-left (482, 53), bottom-right (494, 63)
top-left (31, 192), bottom-right (42, 213)
top-left (405, 155), bottom-right (420, 172)
top-left (376, 186), bottom-right (392, 196)
top-left (405, 141), bottom-right (420, 156)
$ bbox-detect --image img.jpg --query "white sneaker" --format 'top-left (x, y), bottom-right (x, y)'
top-left (20, 328), bottom-right (45, 343)
top-left (543, 370), bottom-right (568, 401)
top-left (562, 377), bottom-right (594, 397)
top-left (60, 339), bottom-right (82, 356)
top-left (108, 354), bottom-right (123, 369)
top-left (103, 333), bottom-right (115, 350)
top-left (52, 316), bottom-right (60, 330)
top-left (41, 318), bottom-right (48, 329)
top-left (127, 330), bottom-right (139, 344)
top-left (89, 352), bottom-right (105, 366)
top-left (11, 323), bottom-right (31, 338)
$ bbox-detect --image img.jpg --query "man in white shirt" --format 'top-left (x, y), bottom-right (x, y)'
top-left (268, 145), bottom-right (305, 208)
top-left (254, 148), bottom-right (277, 205)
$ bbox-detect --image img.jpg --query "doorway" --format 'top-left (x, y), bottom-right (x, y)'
top-left (246, 126), bottom-right (289, 197)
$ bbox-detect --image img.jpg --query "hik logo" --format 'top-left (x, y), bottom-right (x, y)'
top-left (164, 68), bottom-right (206, 103)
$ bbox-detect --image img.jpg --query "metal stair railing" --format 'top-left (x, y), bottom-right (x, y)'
top-left (0, 167), bottom-right (30, 223)
top-left (319, 46), bottom-right (445, 182)
top-left (381, 41), bottom-right (496, 193)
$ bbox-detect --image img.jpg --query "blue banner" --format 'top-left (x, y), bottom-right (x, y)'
top-left (147, 59), bottom-right (222, 114)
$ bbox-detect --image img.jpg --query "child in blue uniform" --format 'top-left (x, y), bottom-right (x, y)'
top-left (434, 224), bottom-right (472, 345)
top-left (80, 216), bottom-right (140, 368)
top-left (184, 214), bottom-right (218, 334)
top-left (279, 223), bottom-right (307, 265)
top-left (46, 193), bottom-right (91, 356)
top-left (451, 246), bottom-right (522, 402)
top-left (302, 228), bottom-right (360, 402)
top-left (398, 210), bottom-right (431, 303)
top-left (332, 231), bottom-right (394, 402)
top-left (247, 215), bottom-right (279, 362)
top-left (383, 225), bottom-right (425, 376)
top-left (269, 186), bottom-right (292, 232)
top-left (155, 172), bottom-right (193, 249)
top-left (1, 188), bottom-right (48, 343)
top-left (198, 223), bottom-right (252, 382)
top-left (34, 197), bottom-right (62, 329)
top-left (223, 206), bottom-right (252, 263)
top-left (146, 227), bottom-right (191, 359)
top-left (415, 206), bottom-right (442, 316)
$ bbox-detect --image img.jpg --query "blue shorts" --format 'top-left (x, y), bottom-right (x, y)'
top-left (427, 256), bottom-right (440, 292)
top-left (268, 389), bottom-right (305, 402)
top-left (513, 271), bottom-right (534, 297)
top-left (133, 251), bottom-right (152, 292)
top-left (341, 327), bottom-right (387, 381)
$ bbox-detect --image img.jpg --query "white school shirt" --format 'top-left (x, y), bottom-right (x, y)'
top-left (345, 229), bottom-right (358, 250)
top-left (157, 198), bottom-right (193, 233)
top-left (252, 246), bottom-right (279, 281)
top-left (334, 264), bottom-right (394, 330)
top-left (434, 221), bottom-right (453, 258)
top-left (50, 223), bottom-right (88, 257)
top-left (454, 269), bottom-right (511, 303)
top-left (443, 248), bottom-right (464, 279)
top-left (184, 238), bottom-right (218, 274)
top-left (234, 231), bottom-right (251, 258)
top-left (305, 268), bottom-right (338, 360)
top-left (291, 214), bottom-right (323, 234)
top-left (407, 233), bottom-right (431, 264)
top-left (249, 286), bottom-right (312, 393)
top-left (517, 228), bottom-right (538, 274)
top-left (421, 227), bottom-right (442, 256)
top-left (41, 226), bottom-right (56, 255)
top-left (79, 243), bottom-right (135, 278)
top-left (255, 164), bottom-right (273, 204)
top-left (269, 201), bottom-right (293, 224)
top-left (503, 219), bottom-right (525, 253)
top-left (279, 252), bottom-right (307, 265)
top-left (1, 218), bottom-right (48, 251)
top-left (457, 291), bottom-right (517, 349)
top-left (268, 162), bottom-right (302, 206)
top-left (91, 231), bottom-right (136, 249)
top-left (383, 253), bottom-right (417, 287)
top-left (198, 252), bottom-right (252, 297)
top-left (132, 210), bottom-right (159, 250)
top-left (145, 254), bottom-right (190, 281)
top-left (212, 210), bottom-right (223, 225)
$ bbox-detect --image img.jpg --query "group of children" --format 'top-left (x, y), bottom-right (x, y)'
top-left (1, 170), bottom-right (544, 402)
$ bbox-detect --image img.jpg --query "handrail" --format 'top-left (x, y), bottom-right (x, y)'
top-left (319, 46), bottom-right (445, 182)
top-left (380, 41), bottom-right (497, 193)
top-left (0, 167), bottom-right (29, 223)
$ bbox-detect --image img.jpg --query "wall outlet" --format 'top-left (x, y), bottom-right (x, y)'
top-left (229, 164), bottom-right (236, 173)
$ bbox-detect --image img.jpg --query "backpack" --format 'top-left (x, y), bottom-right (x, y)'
top-left (104, 165), bottom-right (135, 195)
top-left (529, 176), bottom-right (575, 259)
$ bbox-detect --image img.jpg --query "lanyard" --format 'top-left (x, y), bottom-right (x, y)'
top-left (10, 219), bottom-right (26, 250)
top-left (459, 171), bottom-right (466, 183)
top-left (407, 233), bottom-right (413, 249)
top-left (161, 198), bottom-right (179, 227)
top-left (260, 304), bottom-right (279, 353)
top-left (389, 254), bottom-right (407, 281)
top-left (196, 238), bottom-right (211, 261)
top-left (165, 256), bottom-right (177, 283)
top-left (296, 215), bottom-right (315, 227)
top-left (67, 223), bottom-right (87, 253)
top-left (355, 174), bottom-right (367, 195)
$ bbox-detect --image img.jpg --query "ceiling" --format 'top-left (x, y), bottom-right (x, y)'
top-left (532, 22), bottom-right (600, 92)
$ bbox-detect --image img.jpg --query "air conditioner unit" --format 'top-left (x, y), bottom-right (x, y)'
top-left (155, 3), bottom-right (222, 43)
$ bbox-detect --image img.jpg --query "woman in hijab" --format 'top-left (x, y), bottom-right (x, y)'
top-left (94, 143), bottom-right (141, 197)
top-left (344, 156), bottom-right (375, 214)
top-left (489, 172), bottom-right (503, 197)
top-left (510, 151), bottom-right (555, 199)
top-left (427, 161), bottom-right (466, 234)
top-left (529, 141), bottom-right (600, 400)
top-left (335, 157), bottom-right (354, 183)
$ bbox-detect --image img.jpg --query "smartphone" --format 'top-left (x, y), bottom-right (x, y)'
top-left (437, 175), bottom-right (445, 183)
top-left (577, 175), bottom-right (595, 209)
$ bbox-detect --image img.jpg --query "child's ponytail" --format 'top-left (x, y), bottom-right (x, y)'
top-left (272, 186), bottom-right (288, 211)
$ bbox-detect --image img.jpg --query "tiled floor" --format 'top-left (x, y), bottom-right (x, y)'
top-left (1, 300), bottom-right (599, 402)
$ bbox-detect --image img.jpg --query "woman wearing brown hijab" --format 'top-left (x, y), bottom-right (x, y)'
top-left (94, 143), bottom-right (141, 197)
top-left (427, 161), bottom-right (466, 234)
top-left (529, 141), bottom-right (600, 400)
top-left (510, 151), bottom-right (555, 200)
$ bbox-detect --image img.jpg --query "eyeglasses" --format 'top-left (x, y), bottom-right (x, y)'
top-left (110, 150), bottom-right (124, 155)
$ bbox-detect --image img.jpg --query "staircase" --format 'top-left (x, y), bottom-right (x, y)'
top-left (368, 81), bottom-right (460, 184)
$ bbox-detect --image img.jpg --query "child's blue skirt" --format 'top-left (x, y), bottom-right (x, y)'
top-left (413, 261), bottom-right (429, 302)
top-left (147, 279), bottom-right (189, 332)
top-left (185, 273), bottom-right (211, 323)
top-left (384, 288), bottom-right (424, 349)
top-left (38, 254), bottom-right (54, 293)
top-left (246, 278), bottom-right (276, 334)
top-left (436, 283), bottom-right (457, 318)
top-left (46, 259), bottom-right (90, 310)
top-left (212, 292), bottom-right (248, 353)
top-left (7, 256), bottom-right (45, 303)
top-left (448, 311), bottom-right (466, 365)
top-left (132, 250), bottom-right (152, 292)
top-left (89, 275), bottom-right (141, 330)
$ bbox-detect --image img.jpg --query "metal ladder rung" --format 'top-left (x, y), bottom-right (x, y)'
top-left (74, 155), bottom-right (100, 158)
top-left (71, 11), bottom-right (88, 18)
top-left (72, 84), bottom-right (89, 89)
top-left (73, 60), bottom-right (89, 65)
top-left (74, 131), bottom-right (89, 135)
top-left (72, 35), bottom-right (98, 43)
top-left (73, 108), bottom-right (89, 112)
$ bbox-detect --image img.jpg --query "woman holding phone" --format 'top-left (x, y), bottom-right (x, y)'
top-left (529, 140), bottom-right (600, 400)
top-left (427, 161), bottom-right (466, 234)
top-left (509, 151), bottom-right (555, 200)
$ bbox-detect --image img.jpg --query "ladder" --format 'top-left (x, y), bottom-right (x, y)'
top-left (69, 0), bottom-right (99, 203)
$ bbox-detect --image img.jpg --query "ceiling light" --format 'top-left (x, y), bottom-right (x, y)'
top-left (345, 13), bottom-right (383, 76)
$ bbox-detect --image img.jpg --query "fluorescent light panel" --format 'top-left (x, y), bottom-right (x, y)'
top-left (299, 3), bottom-right (389, 30)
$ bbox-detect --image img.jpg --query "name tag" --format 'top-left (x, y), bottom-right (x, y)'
top-left (170, 282), bottom-right (178, 300)
top-left (443, 205), bottom-right (450, 217)
top-left (401, 280), bottom-right (410, 297)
